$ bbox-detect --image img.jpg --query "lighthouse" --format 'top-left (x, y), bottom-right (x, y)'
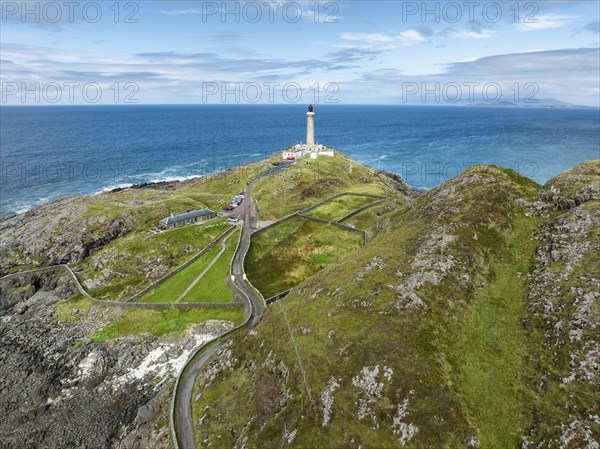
top-left (281, 105), bottom-right (334, 160)
top-left (306, 104), bottom-right (315, 146)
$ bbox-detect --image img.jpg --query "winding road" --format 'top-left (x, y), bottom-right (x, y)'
top-left (174, 162), bottom-right (293, 449)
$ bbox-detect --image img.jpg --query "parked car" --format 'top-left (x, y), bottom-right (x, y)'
top-left (228, 217), bottom-right (239, 223)
top-left (224, 205), bottom-right (233, 211)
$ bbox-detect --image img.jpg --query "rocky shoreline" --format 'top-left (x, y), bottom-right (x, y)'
top-left (0, 270), bottom-right (234, 449)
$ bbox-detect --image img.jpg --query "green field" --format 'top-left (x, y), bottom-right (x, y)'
top-left (137, 244), bottom-right (222, 303)
top-left (79, 220), bottom-right (231, 300)
top-left (252, 153), bottom-right (387, 220)
top-left (305, 194), bottom-right (381, 222)
top-left (246, 218), bottom-right (362, 298)
top-left (438, 216), bottom-right (541, 447)
top-left (138, 228), bottom-right (239, 303)
top-left (342, 202), bottom-right (393, 230)
top-left (182, 229), bottom-right (240, 303)
top-left (90, 306), bottom-right (245, 342)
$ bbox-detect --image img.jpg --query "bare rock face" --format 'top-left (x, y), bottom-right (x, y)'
top-left (0, 197), bottom-right (131, 274)
top-left (521, 161), bottom-right (600, 448)
top-left (0, 271), bottom-right (232, 449)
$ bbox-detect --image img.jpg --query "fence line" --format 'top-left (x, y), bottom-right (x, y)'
top-left (336, 197), bottom-right (390, 223)
top-left (297, 214), bottom-right (367, 244)
top-left (129, 226), bottom-right (236, 302)
top-left (265, 288), bottom-right (292, 305)
top-left (0, 264), bottom-right (241, 310)
top-left (298, 192), bottom-right (388, 215)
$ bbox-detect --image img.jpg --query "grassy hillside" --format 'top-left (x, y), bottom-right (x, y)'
top-left (192, 161), bottom-right (600, 448)
top-left (246, 218), bottom-right (364, 298)
top-left (252, 152), bottom-right (407, 220)
top-left (304, 194), bottom-right (382, 222)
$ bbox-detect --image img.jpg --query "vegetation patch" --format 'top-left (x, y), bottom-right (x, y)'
top-left (305, 194), bottom-right (382, 222)
top-left (246, 219), bottom-right (362, 298)
top-left (442, 216), bottom-right (541, 448)
top-left (181, 229), bottom-right (241, 303)
top-left (253, 153), bottom-right (387, 220)
top-left (138, 243), bottom-right (223, 303)
top-left (78, 220), bottom-right (230, 301)
top-left (90, 307), bottom-right (244, 342)
top-left (343, 202), bottom-right (396, 231)
top-left (55, 293), bottom-right (93, 322)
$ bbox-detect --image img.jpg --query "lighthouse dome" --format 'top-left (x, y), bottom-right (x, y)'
top-left (308, 105), bottom-right (314, 112)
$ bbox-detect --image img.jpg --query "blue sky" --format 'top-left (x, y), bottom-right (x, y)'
top-left (1, 0), bottom-right (599, 105)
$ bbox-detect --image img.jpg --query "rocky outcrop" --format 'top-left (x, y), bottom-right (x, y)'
top-left (0, 197), bottom-right (131, 274)
top-left (522, 162), bottom-right (600, 448)
top-left (190, 161), bottom-right (599, 449)
top-left (0, 270), bottom-right (234, 449)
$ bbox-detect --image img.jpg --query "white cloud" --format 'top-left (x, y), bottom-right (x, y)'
top-left (341, 27), bottom-right (494, 47)
top-left (450, 29), bottom-right (495, 39)
top-left (159, 8), bottom-right (204, 16)
top-left (346, 48), bottom-right (600, 107)
top-left (398, 30), bottom-right (426, 44)
top-left (340, 32), bottom-right (397, 44)
top-left (516, 14), bottom-right (578, 31)
top-left (340, 30), bottom-right (427, 46)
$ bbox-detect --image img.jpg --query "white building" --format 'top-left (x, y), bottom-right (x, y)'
top-left (283, 105), bottom-right (335, 160)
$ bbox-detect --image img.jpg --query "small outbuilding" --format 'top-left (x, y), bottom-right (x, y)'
top-left (158, 209), bottom-right (216, 229)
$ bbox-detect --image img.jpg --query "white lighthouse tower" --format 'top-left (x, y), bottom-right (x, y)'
top-left (306, 104), bottom-right (315, 146)
top-left (282, 105), bottom-right (334, 160)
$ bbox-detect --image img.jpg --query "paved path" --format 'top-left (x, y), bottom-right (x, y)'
top-left (173, 164), bottom-right (295, 449)
top-left (173, 342), bottom-right (223, 449)
top-left (173, 162), bottom-right (296, 448)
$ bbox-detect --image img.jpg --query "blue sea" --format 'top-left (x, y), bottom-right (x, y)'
top-left (1, 105), bottom-right (599, 217)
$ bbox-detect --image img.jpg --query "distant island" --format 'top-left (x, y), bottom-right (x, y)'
top-left (467, 97), bottom-right (598, 108)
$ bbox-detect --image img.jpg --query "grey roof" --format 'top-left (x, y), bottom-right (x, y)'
top-left (160, 209), bottom-right (215, 225)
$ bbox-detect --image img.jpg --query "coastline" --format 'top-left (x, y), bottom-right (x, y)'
top-left (0, 160), bottom-right (269, 219)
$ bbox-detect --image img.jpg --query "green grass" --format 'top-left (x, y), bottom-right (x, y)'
top-left (342, 201), bottom-right (397, 231)
top-left (305, 194), bottom-right (381, 222)
top-left (90, 307), bottom-right (245, 342)
top-left (253, 153), bottom-right (387, 220)
top-left (247, 216), bottom-right (305, 261)
top-left (182, 229), bottom-right (240, 303)
top-left (246, 219), bottom-right (363, 298)
top-left (55, 293), bottom-right (93, 322)
top-left (138, 243), bottom-right (223, 303)
top-left (445, 216), bottom-right (540, 448)
top-left (81, 220), bottom-right (230, 301)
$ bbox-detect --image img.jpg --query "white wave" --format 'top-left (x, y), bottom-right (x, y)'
top-left (147, 174), bottom-right (201, 184)
top-left (93, 183), bottom-right (134, 195)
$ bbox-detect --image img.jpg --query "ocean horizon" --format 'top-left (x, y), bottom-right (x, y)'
top-left (1, 104), bottom-right (599, 217)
